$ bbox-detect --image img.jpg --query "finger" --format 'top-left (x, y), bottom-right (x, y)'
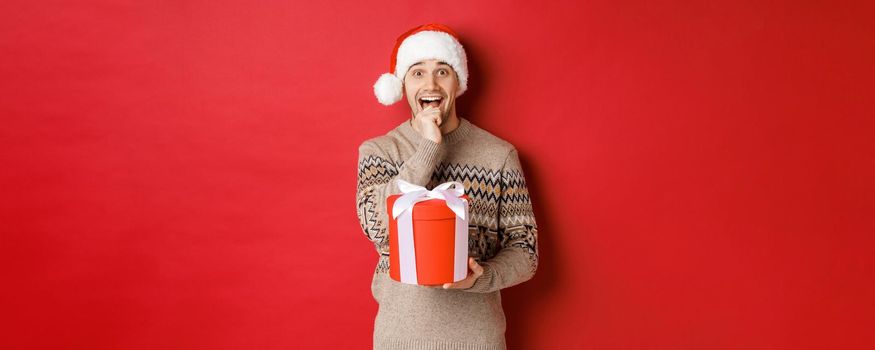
top-left (468, 258), bottom-right (484, 275)
top-left (420, 107), bottom-right (438, 118)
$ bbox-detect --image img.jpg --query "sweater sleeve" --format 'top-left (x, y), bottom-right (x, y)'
top-left (463, 148), bottom-right (539, 293)
top-left (355, 137), bottom-right (447, 254)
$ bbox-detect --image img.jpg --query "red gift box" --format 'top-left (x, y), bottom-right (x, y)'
top-left (387, 191), bottom-right (470, 286)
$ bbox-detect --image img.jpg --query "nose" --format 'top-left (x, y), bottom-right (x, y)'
top-left (423, 73), bottom-right (438, 89)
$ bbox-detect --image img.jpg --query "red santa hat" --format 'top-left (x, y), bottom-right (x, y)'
top-left (373, 23), bottom-right (469, 106)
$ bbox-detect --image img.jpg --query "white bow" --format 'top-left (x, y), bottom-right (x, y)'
top-left (391, 179), bottom-right (467, 221)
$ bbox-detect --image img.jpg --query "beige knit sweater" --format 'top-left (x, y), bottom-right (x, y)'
top-left (356, 116), bottom-right (539, 350)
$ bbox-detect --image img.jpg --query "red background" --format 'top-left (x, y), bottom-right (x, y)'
top-left (2, 1), bottom-right (873, 349)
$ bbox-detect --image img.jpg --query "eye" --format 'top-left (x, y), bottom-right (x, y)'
top-left (438, 69), bottom-right (448, 76)
top-left (412, 70), bottom-right (422, 77)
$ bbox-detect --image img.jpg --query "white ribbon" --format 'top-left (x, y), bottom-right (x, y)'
top-left (391, 178), bottom-right (469, 284)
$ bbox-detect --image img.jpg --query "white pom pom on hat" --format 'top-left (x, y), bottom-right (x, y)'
top-left (374, 73), bottom-right (404, 106)
top-left (373, 23), bottom-right (469, 106)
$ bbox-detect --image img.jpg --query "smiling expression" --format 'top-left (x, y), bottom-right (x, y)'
top-left (403, 59), bottom-right (460, 119)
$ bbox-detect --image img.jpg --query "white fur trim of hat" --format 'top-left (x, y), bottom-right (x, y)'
top-left (373, 29), bottom-right (468, 106)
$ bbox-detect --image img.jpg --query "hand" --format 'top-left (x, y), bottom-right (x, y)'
top-left (413, 105), bottom-right (442, 144)
top-left (442, 258), bottom-right (484, 290)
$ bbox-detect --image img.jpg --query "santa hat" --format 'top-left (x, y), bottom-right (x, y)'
top-left (373, 23), bottom-right (469, 106)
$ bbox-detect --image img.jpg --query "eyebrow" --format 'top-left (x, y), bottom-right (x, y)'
top-left (411, 61), bottom-right (451, 67)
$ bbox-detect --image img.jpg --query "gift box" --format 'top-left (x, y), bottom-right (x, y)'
top-left (387, 179), bottom-right (470, 286)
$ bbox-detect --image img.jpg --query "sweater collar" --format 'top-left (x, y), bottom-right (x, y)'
top-left (398, 116), bottom-right (472, 145)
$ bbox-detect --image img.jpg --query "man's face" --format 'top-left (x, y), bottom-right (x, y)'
top-left (403, 59), bottom-right (460, 120)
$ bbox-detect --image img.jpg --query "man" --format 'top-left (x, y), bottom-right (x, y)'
top-left (356, 23), bottom-right (539, 350)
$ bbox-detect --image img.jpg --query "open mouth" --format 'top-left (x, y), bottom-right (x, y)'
top-left (419, 96), bottom-right (443, 109)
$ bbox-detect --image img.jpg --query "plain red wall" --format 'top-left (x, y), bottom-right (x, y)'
top-left (2, 1), bottom-right (873, 349)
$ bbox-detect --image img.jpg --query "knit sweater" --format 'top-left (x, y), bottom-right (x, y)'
top-left (355, 116), bottom-right (539, 350)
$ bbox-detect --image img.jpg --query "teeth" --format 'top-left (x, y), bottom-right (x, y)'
top-left (420, 96), bottom-right (441, 101)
